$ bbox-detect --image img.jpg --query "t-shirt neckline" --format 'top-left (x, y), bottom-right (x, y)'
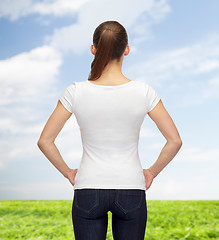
top-left (86, 80), bottom-right (134, 88)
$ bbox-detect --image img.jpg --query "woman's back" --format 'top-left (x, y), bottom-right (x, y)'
top-left (59, 79), bottom-right (161, 190)
top-left (38, 20), bottom-right (182, 240)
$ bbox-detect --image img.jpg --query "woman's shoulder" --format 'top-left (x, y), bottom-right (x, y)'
top-left (131, 79), bottom-right (150, 88)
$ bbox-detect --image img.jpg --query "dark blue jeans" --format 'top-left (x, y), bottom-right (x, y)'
top-left (72, 188), bottom-right (147, 240)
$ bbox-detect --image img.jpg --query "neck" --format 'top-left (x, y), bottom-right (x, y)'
top-left (99, 58), bottom-right (124, 80)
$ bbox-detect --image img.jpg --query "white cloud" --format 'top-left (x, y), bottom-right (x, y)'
top-left (0, 179), bottom-right (74, 200)
top-left (0, 134), bottom-right (39, 171)
top-left (0, 45), bottom-right (62, 105)
top-left (128, 35), bottom-right (219, 85)
top-left (147, 178), bottom-right (218, 200)
top-left (31, 0), bottom-right (90, 16)
top-left (0, 0), bottom-right (32, 21)
top-left (126, 33), bottom-right (219, 107)
top-left (0, 113), bottom-right (81, 170)
top-left (0, 0), bottom-right (170, 24)
top-left (44, 0), bottom-right (171, 54)
top-left (175, 146), bottom-right (219, 163)
top-left (203, 75), bottom-right (219, 100)
top-left (0, 0), bottom-right (89, 21)
top-left (144, 143), bottom-right (219, 163)
top-left (0, 45), bottom-right (63, 169)
top-left (0, 0), bottom-right (171, 54)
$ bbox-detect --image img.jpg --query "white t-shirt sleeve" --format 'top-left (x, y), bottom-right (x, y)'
top-left (145, 83), bottom-right (161, 113)
top-left (59, 83), bottom-right (76, 113)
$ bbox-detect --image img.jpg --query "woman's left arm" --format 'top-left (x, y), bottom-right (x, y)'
top-left (37, 100), bottom-right (74, 179)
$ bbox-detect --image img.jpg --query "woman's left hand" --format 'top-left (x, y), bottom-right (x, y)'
top-left (65, 168), bottom-right (78, 186)
top-left (143, 168), bottom-right (155, 190)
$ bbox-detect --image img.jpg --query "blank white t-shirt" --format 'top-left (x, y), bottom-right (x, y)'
top-left (59, 80), bottom-right (161, 191)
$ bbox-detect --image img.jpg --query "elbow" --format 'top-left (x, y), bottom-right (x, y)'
top-left (178, 139), bottom-right (183, 148)
top-left (168, 137), bottom-right (183, 148)
top-left (37, 138), bottom-right (54, 149)
top-left (175, 138), bottom-right (183, 148)
top-left (37, 138), bottom-right (48, 149)
top-left (37, 139), bottom-right (43, 149)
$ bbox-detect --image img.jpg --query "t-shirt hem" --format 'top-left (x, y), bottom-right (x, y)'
top-left (148, 97), bottom-right (161, 113)
top-left (73, 185), bottom-right (146, 191)
top-left (59, 98), bottom-right (72, 113)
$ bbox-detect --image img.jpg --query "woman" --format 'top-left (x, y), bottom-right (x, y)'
top-left (37, 20), bottom-right (182, 240)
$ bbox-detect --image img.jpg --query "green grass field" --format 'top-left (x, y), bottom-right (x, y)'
top-left (0, 200), bottom-right (218, 239)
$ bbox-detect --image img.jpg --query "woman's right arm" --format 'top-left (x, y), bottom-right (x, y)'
top-left (146, 99), bottom-right (183, 178)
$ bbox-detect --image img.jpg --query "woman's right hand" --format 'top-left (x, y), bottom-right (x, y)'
top-left (65, 168), bottom-right (78, 186)
top-left (143, 169), bottom-right (156, 190)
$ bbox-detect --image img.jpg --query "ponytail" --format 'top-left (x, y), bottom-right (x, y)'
top-left (88, 21), bottom-right (128, 81)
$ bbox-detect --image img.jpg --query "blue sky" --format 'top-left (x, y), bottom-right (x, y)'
top-left (0, 0), bottom-right (218, 200)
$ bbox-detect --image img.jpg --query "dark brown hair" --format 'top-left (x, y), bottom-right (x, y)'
top-left (88, 20), bottom-right (128, 81)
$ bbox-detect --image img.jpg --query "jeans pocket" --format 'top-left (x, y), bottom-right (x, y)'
top-left (74, 189), bottom-right (99, 214)
top-left (115, 189), bottom-right (143, 214)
